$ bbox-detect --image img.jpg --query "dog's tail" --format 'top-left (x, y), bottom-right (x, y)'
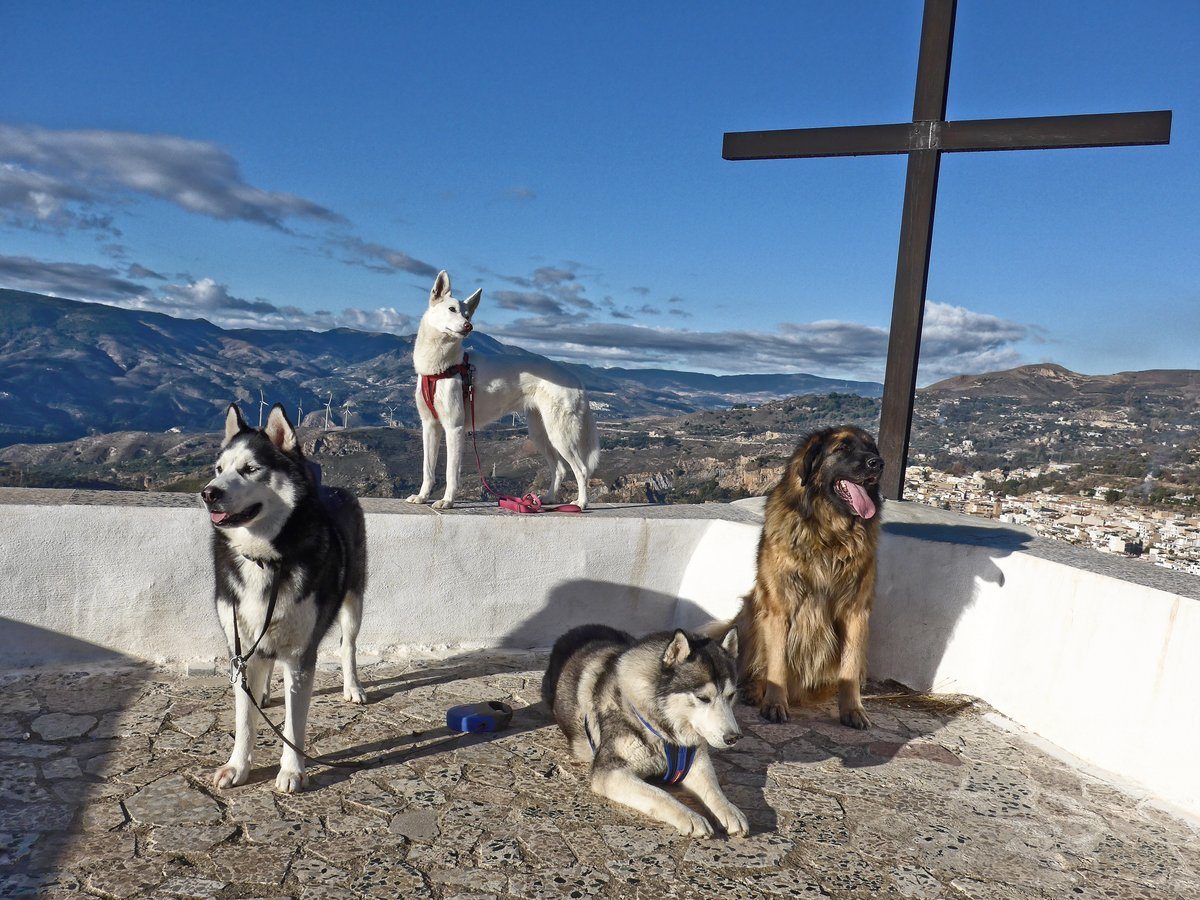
top-left (697, 596), bottom-right (749, 655)
top-left (697, 618), bottom-right (735, 641)
top-left (581, 394), bottom-right (600, 473)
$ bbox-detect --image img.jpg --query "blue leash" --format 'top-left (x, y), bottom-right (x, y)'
top-left (584, 707), bottom-right (697, 784)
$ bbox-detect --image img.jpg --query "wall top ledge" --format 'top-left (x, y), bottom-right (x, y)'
top-left (0, 486), bottom-right (762, 524)
top-left (732, 497), bottom-right (1199, 602)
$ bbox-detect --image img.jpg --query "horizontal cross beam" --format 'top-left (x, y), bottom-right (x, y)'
top-left (723, 110), bottom-right (1172, 160)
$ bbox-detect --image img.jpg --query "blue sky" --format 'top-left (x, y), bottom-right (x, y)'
top-left (1, 1), bottom-right (1196, 382)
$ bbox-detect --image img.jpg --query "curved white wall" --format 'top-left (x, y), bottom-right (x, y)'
top-left (0, 500), bottom-right (759, 667)
top-left (2, 493), bottom-right (1197, 817)
top-left (871, 524), bottom-right (1200, 817)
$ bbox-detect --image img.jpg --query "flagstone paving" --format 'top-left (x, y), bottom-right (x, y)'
top-left (1, 653), bottom-right (1197, 899)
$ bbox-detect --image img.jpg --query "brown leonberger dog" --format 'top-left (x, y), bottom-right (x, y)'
top-left (737, 426), bottom-right (884, 728)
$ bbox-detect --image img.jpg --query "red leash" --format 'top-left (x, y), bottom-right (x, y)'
top-left (422, 355), bottom-right (583, 514)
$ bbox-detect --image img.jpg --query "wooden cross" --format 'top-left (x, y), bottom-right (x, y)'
top-left (723, 0), bottom-right (1171, 500)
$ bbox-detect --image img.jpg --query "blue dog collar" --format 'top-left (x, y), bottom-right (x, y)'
top-left (583, 709), bottom-right (697, 784)
top-left (632, 706), bottom-right (697, 784)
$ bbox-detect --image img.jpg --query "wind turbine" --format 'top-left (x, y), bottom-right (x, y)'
top-left (341, 401), bottom-right (352, 429)
top-left (257, 389), bottom-right (267, 428)
top-left (324, 393), bottom-right (333, 430)
top-left (385, 405), bottom-right (397, 427)
top-left (296, 399), bottom-right (304, 426)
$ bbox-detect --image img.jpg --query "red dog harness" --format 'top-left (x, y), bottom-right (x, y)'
top-left (419, 353), bottom-right (472, 422)
top-left (420, 354), bottom-right (583, 514)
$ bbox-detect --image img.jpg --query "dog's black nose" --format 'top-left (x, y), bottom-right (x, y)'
top-left (201, 486), bottom-right (223, 504)
top-left (723, 731), bottom-right (742, 747)
top-left (866, 455), bottom-right (884, 470)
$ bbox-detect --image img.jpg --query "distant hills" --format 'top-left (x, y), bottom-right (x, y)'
top-left (0, 290), bottom-right (881, 447)
top-left (3, 293), bottom-right (1197, 504)
top-left (924, 363), bottom-right (1200, 403)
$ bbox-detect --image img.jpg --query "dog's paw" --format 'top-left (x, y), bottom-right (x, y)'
top-left (716, 802), bottom-right (750, 838)
top-left (840, 706), bottom-right (871, 730)
top-left (760, 702), bottom-right (789, 724)
top-left (274, 767), bottom-right (307, 793)
top-left (676, 810), bottom-right (715, 838)
top-left (212, 762), bottom-right (249, 790)
top-left (431, 498), bottom-right (455, 510)
top-left (404, 494), bottom-right (428, 504)
top-left (343, 683), bottom-right (368, 704)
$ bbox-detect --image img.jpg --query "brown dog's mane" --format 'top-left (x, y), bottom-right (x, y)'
top-left (737, 426), bottom-right (883, 725)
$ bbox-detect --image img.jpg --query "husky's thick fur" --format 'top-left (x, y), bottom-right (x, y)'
top-left (737, 426), bottom-right (883, 728)
top-left (405, 270), bottom-right (600, 509)
top-left (543, 624), bottom-right (748, 837)
top-left (202, 403), bottom-right (368, 793)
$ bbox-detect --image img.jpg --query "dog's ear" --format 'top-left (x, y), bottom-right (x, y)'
top-left (720, 626), bottom-right (738, 660)
top-left (430, 270), bottom-right (451, 305)
top-left (796, 430), bottom-right (827, 486)
top-left (662, 630), bottom-right (692, 668)
top-left (223, 403), bottom-right (249, 447)
top-left (264, 403), bottom-right (297, 452)
top-left (463, 288), bottom-right (482, 318)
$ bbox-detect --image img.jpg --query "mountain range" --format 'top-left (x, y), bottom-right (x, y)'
top-left (922, 362), bottom-right (1200, 404)
top-left (0, 290), bottom-right (881, 447)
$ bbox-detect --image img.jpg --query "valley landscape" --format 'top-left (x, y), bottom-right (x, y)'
top-left (2, 291), bottom-right (1198, 572)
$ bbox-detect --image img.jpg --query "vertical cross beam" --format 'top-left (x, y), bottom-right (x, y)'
top-left (877, 0), bottom-right (956, 500)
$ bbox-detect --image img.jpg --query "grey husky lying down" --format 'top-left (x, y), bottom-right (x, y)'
top-left (543, 624), bottom-right (749, 837)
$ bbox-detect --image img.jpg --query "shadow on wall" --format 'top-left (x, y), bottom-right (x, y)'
top-left (0, 620), bottom-right (154, 889)
top-left (497, 578), bottom-right (713, 650)
top-left (873, 518), bottom-right (1034, 693)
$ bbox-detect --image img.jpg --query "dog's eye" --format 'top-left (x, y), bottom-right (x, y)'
top-left (695, 694), bottom-right (712, 704)
top-left (242, 465), bottom-right (259, 475)
top-left (215, 466), bottom-right (223, 475)
top-left (448, 306), bottom-right (457, 313)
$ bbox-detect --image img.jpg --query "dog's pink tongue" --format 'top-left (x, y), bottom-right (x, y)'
top-left (210, 511), bottom-right (229, 525)
top-left (840, 481), bottom-right (876, 520)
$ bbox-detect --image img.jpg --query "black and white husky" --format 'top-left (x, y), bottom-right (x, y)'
top-left (543, 625), bottom-right (749, 837)
top-left (201, 403), bottom-right (368, 793)
top-left (405, 270), bottom-right (600, 509)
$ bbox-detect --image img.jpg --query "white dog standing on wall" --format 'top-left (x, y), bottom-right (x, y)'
top-left (406, 270), bottom-right (600, 509)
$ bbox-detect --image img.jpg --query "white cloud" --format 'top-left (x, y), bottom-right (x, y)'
top-left (325, 235), bottom-right (439, 278)
top-left (0, 254), bottom-right (416, 335)
top-left (0, 251), bottom-right (1030, 378)
top-left (489, 301), bottom-right (1031, 380)
top-left (0, 124), bottom-right (342, 231)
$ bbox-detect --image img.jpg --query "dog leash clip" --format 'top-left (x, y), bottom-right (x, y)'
top-left (228, 656), bottom-right (247, 687)
top-left (446, 701), bottom-right (514, 733)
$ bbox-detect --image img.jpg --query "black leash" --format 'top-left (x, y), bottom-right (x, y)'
top-left (227, 558), bottom-right (282, 688)
top-left (227, 559), bottom-right (463, 772)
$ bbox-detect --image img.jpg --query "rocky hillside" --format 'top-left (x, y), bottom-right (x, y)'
top-left (0, 290), bottom-right (881, 447)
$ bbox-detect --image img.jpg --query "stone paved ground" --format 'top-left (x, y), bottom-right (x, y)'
top-left (2, 653), bottom-right (1198, 899)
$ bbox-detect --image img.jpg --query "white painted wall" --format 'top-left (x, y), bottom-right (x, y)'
top-left (1, 496), bottom-right (1197, 816)
top-left (0, 501), bottom-right (758, 667)
top-left (871, 528), bottom-right (1200, 817)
